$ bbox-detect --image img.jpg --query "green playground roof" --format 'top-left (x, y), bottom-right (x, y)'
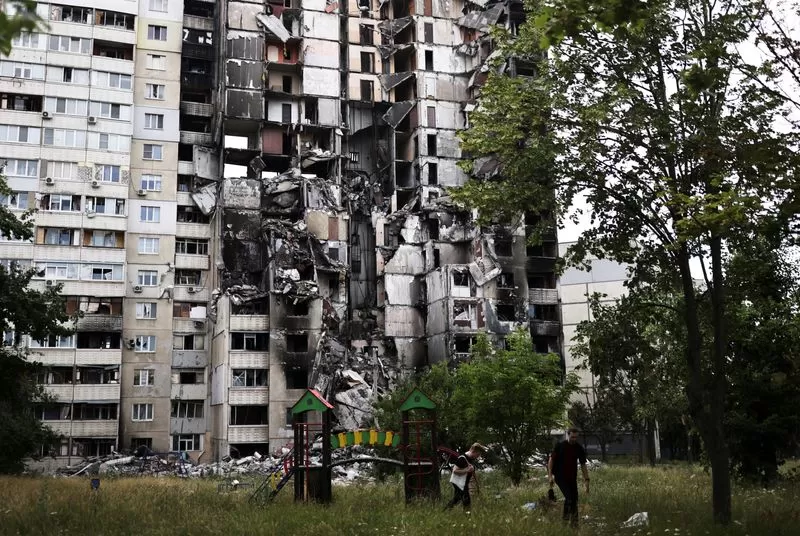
top-left (291, 389), bottom-right (334, 414)
top-left (399, 388), bottom-right (437, 412)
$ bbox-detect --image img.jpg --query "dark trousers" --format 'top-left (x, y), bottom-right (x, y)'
top-left (556, 478), bottom-right (579, 526)
top-left (445, 483), bottom-right (471, 510)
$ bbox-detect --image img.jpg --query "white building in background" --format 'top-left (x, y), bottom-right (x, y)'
top-left (558, 241), bottom-right (631, 400)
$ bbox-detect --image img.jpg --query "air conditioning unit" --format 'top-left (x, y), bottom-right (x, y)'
top-left (194, 320), bottom-right (205, 329)
top-left (45, 177), bottom-right (54, 185)
top-left (187, 286), bottom-right (197, 294)
top-left (45, 279), bottom-right (55, 287)
top-left (42, 111), bottom-right (51, 119)
top-left (88, 116), bottom-right (97, 124)
top-left (86, 210), bottom-right (96, 218)
top-left (91, 180), bottom-right (100, 188)
top-left (126, 339), bottom-right (136, 349)
top-left (133, 285), bottom-right (143, 293)
top-left (137, 189), bottom-right (147, 197)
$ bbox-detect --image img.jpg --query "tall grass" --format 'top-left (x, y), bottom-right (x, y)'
top-left (0, 465), bottom-right (798, 535)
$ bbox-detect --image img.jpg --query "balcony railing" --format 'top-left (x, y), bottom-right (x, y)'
top-left (183, 14), bottom-right (214, 31)
top-left (75, 314), bottom-right (123, 332)
top-left (529, 288), bottom-right (559, 305)
top-left (180, 101), bottom-right (214, 117)
top-left (229, 387), bottom-right (269, 405)
top-left (228, 425), bottom-right (269, 443)
top-left (180, 131), bottom-right (213, 146)
top-left (530, 319), bottom-right (561, 337)
top-left (230, 315), bottom-right (270, 331)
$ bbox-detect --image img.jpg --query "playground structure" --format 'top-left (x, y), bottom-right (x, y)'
top-left (251, 387), bottom-right (478, 504)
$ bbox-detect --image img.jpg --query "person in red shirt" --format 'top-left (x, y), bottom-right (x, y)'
top-left (547, 428), bottom-right (590, 527)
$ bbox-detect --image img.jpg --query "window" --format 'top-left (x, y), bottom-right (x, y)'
top-left (172, 434), bottom-right (201, 451)
top-left (4, 159), bottom-right (37, 177)
top-left (140, 174), bottom-right (162, 191)
top-left (427, 106), bottom-right (436, 127)
top-left (143, 144), bottom-right (163, 160)
top-left (282, 75), bottom-right (292, 92)
top-left (95, 102), bottom-right (122, 119)
top-left (425, 50), bottom-right (434, 70)
top-left (150, 0), bottom-right (169, 11)
top-left (131, 438), bottom-right (153, 451)
top-left (230, 332), bottom-right (269, 351)
top-left (453, 270), bottom-right (469, 287)
top-left (140, 206), bottom-right (161, 223)
top-left (134, 335), bottom-right (156, 352)
top-left (172, 369), bottom-right (204, 384)
top-left (86, 197), bottom-right (125, 216)
top-left (0, 61), bottom-right (44, 80)
top-left (498, 272), bottom-right (515, 288)
top-left (177, 206), bottom-right (210, 224)
top-left (144, 113), bottom-right (164, 130)
top-left (428, 162), bottom-right (438, 185)
top-left (89, 265), bottom-right (121, 280)
top-left (232, 369), bottom-right (268, 388)
top-left (427, 134), bottom-right (437, 156)
top-left (147, 54), bottom-right (167, 70)
top-left (138, 237), bottom-right (160, 254)
top-left (43, 228), bottom-right (76, 246)
top-left (44, 97), bottom-right (87, 116)
top-left (173, 333), bottom-right (205, 350)
top-left (175, 269), bottom-right (201, 286)
top-left (54, 66), bottom-right (89, 84)
top-left (98, 133), bottom-right (129, 152)
top-left (171, 401), bottom-right (204, 419)
top-left (285, 368), bottom-right (308, 389)
top-left (138, 270), bottom-right (159, 286)
top-left (136, 303), bottom-right (158, 319)
top-left (132, 403), bottom-right (153, 421)
top-left (175, 238), bottom-right (208, 255)
top-left (360, 52), bottom-right (374, 73)
top-left (360, 80), bottom-right (373, 102)
top-left (12, 32), bottom-right (40, 49)
top-left (43, 128), bottom-right (85, 148)
top-left (0, 125), bottom-right (40, 143)
top-left (44, 194), bottom-right (77, 212)
top-left (31, 334), bottom-right (76, 348)
top-left (147, 25), bottom-right (168, 41)
top-left (424, 23), bottom-right (433, 43)
top-left (97, 165), bottom-right (121, 182)
top-left (52, 5), bottom-right (92, 24)
top-left (359, 24), bottom-right (374, 45)
top-left (145, 83), bottom-right (165, 100)
top-left (133, 369), bottom-right (155, 386)
top-left (48, 161), bottom-right (76, 179)
top-left (0, 192), bottom-right (28, 209)
top-left (48, 35), bottom-right (90, 54)
top-left (87, 230), bottom-right (118, 248)
top-left (96, 72), bottom-right (132, 90)
top-left (230, 405), bottom-right (268, 425)
top-left (96, 10), bottom-right (134, 30)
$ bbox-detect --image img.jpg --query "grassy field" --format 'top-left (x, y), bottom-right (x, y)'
top-left (1, 465), bottom-right (799, 535)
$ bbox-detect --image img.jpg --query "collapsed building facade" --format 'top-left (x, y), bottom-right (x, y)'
top-left (0, 0), bottom-right (561, 466)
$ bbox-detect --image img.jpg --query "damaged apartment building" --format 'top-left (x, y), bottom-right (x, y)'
top-left (0, 0), bottom-right (560, 467)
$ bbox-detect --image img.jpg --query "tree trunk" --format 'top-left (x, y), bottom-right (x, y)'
top-left (677, 243), bottom-right (732, 524)
top-left (686, 427), bottom-right (694, 464)
top-left (637, 434), bottom-right (644, 464)
top-left (509, 456), bottom-right (523, 486)
top-left (599, 441), bottom-right (607, 462)
top-left (646, 419), bottom-right (657, 467)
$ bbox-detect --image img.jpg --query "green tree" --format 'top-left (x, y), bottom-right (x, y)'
top-left (568, 389), bottom-right (622, 462)
top-left (455, 0), bottom-right (800, 522)
top-left (456, 330), bottom-right (579, 485)
top-left (0, 1), bottom-right (42, 56)
top-left (0, 174), bottom-right (71, 473)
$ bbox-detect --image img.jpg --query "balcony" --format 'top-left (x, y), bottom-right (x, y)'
top-left (45, 384), bottom-right (120, 402)
top-left (178, 160), bottom-right (195, 175)
top-left (29, 348), bottom-right (75, 366)
top-left (76, 314), bottom-right (123, 332)
top-left (86, 214), bottom-right (127, 231)
top-left (182, 72), bottom-right (213, 90)
top-left (32, 245), bottom-right (82, 262)
top-left (93, 26), bottom-right (136, 45)
top-left (228, 425), bottom-right (269, 443)
top-left (172, 350), bottom-right (208, 368)
top-left (77, 349), bottom-right (122, 365)
top-left (176, 222), bottom-right (211, 239)
top-left (181, 101), bottom-right (213, 116)
top-left (175, 254), bottom-right (209, 270)
top-left (91, 56), bottom-right (134, 75)
top-left (173, 318), bottom-right (206, 333)
top-left (173, 286), bottom-right (210, 301)
top-left (525, 256), bottom-right (557, 273)
top-left (229, 351), bottom-right (269, 369)
top-left (180, 131), bottom-right (213, 146)
top-left (182, 43), bottom-right (214, 61)
top-left (229, 388), bottom-right (269, 406)
top-left (183, 14), bottom-right (214, 31)
top-left (529, 288), bottom-right (559, 305)
top-left (44, 420), bottom-right (118, 437)
top-left (170, 417), bottom-right (206, 434)
top-left (229, 315), bottom-right (270, 331)
top-left (530, 319), bottom-right (561, 337)
top-left (34, 211), bottom-right (84, 228)
top-left (171, 383), bottom-right (207, 400)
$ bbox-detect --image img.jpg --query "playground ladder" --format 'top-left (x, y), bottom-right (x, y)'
top-left (249, 447), bottom-right (295, 503)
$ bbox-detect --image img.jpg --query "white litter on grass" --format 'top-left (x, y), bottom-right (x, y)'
top-left (621, 512), bottom-right (650, 528)
top-left (522, 502), bottom-right (538, 511)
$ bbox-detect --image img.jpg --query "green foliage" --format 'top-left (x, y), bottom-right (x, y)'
top-left (0, 171), bottom-right (71, 473)
top-left (568, 390), bottom-right (623, 462)
top-left (0, 1), bottom-right (43, 56)
top-left (376, 330), bottom-right (578, 486)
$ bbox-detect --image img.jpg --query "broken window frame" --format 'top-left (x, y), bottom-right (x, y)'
top-left (172, 434), bottom-right (202, 451)
top-left (230, 332), bottom-right (270, 351)
top-left (171, 369), bottom-right (204, 384)
top-left (133, 368), bottom-right (155, 386)
top-left (231, 368), bottom-right (268, 388)
top-left (134, 335), bottom-right (156, 353)
top-left (171, 400), bottom-right (204, 419)
top-left (230, 405), bottom-right (269, 426)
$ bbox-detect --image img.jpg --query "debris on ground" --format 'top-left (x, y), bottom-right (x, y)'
top-left (621, 512), bottom-right (650, 528)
